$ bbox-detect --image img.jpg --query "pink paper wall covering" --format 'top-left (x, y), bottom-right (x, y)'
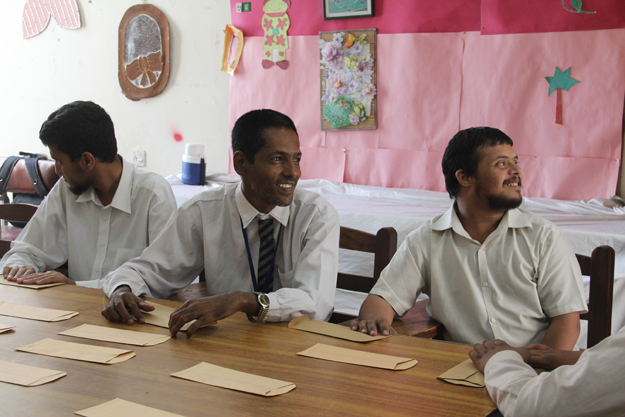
top-left (231, 0), bottom-right (625, 36)
top-left (229, 30), bottom-right (625, 200)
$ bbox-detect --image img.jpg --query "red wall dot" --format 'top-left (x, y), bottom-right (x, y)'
top-left (174, 133), bottom-right (183, 142)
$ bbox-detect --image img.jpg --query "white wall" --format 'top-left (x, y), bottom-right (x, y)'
top-left (0, 0), bottom-right (231, 178)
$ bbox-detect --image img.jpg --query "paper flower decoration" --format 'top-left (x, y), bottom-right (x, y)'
top-left (319, 32), bottom-right (376, 128)
top-left (546, 67), bottom-right (580, 125)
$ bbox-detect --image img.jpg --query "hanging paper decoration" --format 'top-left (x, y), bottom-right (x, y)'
top-left (261, 0), bottom-right (291, 70)
top-left (22, 0), bottom-right (81, 39)
top-left (118, 4), bottom-right (171, 101)
top-left (221, 24), bottom-right (244, 76)
top-left (319, 29), bottom-right (377, 131)
top-left (561, 0), bottom-right (596, 14)
top-left (546, 67), bottom-right (579, 125)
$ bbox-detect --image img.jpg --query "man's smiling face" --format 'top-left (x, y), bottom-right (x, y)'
top-left (472, 143), bottom-right (523, 211)
top-left (238, 126), bottom-right (301, 214)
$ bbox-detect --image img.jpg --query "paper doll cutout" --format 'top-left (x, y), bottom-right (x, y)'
top-left (261, 0), bottom-right (291, 70)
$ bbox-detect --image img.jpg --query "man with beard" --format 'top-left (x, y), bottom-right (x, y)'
top-left (351, 127), bottom-right (586, 350)
top-left (101, 109), bottom-right (339, 338)
top-left (0, 101), bottom-right (176, 287)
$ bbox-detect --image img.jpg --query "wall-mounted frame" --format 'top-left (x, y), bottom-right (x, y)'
top-left (118, 4), bottom-right (170, 101)
top-left (323, 0), bottom-right (374, 20)
top-left (319, 28), bottom-right (377, 131)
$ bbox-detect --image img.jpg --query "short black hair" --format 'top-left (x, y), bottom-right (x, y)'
top-left (442, 127), bottom-right (513, 199)
top-left (39, 101), bottom-right (117, 163)
top-left (231, 109), bottom-right (298, 163)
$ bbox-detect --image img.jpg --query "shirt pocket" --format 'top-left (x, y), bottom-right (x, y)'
top-left (277, 267), bottom-right (295, 290)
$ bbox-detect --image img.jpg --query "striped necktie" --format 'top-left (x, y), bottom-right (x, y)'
top-left (257, 218), bottom-right (274, 291)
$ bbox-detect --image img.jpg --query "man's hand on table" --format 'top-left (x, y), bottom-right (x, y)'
top-left (169, 291), bottom-right (258, 339)
top-left (101, 285), bottom-right (155, 325)
top-left (349, 317), bottom-right (397, 336)
top-left (525, 343), bottom-right (583, 370)
top-left (3, 267), bottom-right (75, 285)
top-left (469, 340), bottom-right (531, 373)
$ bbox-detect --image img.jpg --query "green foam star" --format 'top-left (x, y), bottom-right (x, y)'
top-left (546, 67), bottom-right (580, 96)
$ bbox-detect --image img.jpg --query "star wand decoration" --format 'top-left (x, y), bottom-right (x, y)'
top-left (546, 67), bottom-right (579, 125)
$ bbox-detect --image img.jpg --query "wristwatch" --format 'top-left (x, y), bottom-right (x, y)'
top-left (248, 292), bottom-right (270, 323)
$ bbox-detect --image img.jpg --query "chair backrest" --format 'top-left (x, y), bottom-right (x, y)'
top-left (0, 156), bottom-right (59, 195)
top-left (0, 203), bottom-right (39, 257)
top-left (576, 245), bottom-right (615, 348)
top-left (330, 226), bottom-right (397, 323)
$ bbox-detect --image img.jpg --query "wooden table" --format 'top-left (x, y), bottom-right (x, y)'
top-left (0, 285), bottom-right (496, 417)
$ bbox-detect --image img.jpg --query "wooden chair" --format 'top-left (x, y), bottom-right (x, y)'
top-left (577, 245), bottom-right (615, 348)
top-left (329, 226), bottom-right (397, 323)
top-left (0, 203), bottom-right (38, 257)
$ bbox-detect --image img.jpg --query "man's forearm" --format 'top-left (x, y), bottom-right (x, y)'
top-left (541, 312), bottom-right (580, 350)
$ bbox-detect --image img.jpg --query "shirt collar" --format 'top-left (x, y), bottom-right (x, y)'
top-left (432, 203), bottom-right (532, 237)
top-left (74, 156), bottom-right (133, 214)
top-left (235, 182), bottom-right (290, 228)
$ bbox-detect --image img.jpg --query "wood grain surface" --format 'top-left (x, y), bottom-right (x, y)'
top-left (0, 285), bottom-right (495, 417)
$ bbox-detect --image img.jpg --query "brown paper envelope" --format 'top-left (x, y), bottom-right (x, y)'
top-left (297, 343), bottom-right (418, 370)
top-left (0, 275), bottom-right (64, 289)
top-left (142, 302), bottom-right (193, 332)
top-left (437, 358), bottom-right (485, 388)
top-left (288, 316), bottom-right (387, 342)
top-left (59, 324), bottom-right (170, 346)
top-left (75, 398), bottom-right (185, 417)
top-left (15, 338), bottom-right (136, 365)
top-left (0, 301), bottom-right (78, 322)
top-left (0, 323), bottom-right (15, 333)
top-left (171, 362), bottom-right (296, 397)
top-left (0, 359), bottom-right (66, 387)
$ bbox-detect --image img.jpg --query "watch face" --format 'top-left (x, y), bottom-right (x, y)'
top-left (259, 293), bottom-right (270, 307)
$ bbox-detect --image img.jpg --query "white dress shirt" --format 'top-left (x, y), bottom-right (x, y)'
top-left (485, 326), bottom-right (625, 417)
top-left (0, 157), bottom-right (177, 288)
top-left (370, 205), bottom-right (587, 346)
top-left (102, 182), bottom-right (340, 322)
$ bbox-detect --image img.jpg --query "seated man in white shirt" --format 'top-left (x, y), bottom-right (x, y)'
top-left (101, 109), bottom-right (340, 338)
top-left (470, 329), bottom-right (625, 417)
top-left (0, 101), bottom-right (177, 288)
top-left (352, 127), bottom-right (587, 350)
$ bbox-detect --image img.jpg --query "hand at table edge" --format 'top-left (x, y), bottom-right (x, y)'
top-left (101, 285), bottom-right (155, 325)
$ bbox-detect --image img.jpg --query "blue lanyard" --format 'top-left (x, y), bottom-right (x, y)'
top-left (240, 217), bottom-right (283, 293)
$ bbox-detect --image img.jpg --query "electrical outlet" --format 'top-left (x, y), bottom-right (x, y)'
top-left (132, 150), bottom-right (146, 167)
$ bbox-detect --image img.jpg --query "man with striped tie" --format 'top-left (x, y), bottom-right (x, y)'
top-left (101, 109), bottom-right (340, 338)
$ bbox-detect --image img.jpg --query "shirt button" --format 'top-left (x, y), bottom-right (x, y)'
top-left (100, 243), bottom-right (105, 247)
top-left (95, 268), bottom-right (100, 273)
top-left (490, 317), bottom-right (497, 324)
top-left (103, 217), bottom-right (108, 221)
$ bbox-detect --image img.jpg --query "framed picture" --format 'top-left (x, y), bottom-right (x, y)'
top-left (323, 0), bottom-right (374, 20)
top-left (118, 4), bottom-right (170, 101)
top-left (319, 28), bottom-right (377, 131)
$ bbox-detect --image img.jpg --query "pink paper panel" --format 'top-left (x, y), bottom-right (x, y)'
top-left (22, 0), bottom-right (81, 39)
top-left (344, 148), bottom-right (446, 191)
top-left (229, 36), bottom-right (325, 149)
top-left (230, 0), bottom-right (480, 37)
top-left (519, 155), bottom-right (620, 200)
top-left (461, 30), bottom-right (625, 160)
top-left (481, 0), bottom-right (625, 35)
top-left (299, 147), bottom-right (345, 182)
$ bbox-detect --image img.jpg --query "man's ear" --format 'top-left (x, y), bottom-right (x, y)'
top-left (80, 152), bottom-right (97, 170)
top-left (232, 150), bottom-right (248, 176)
top-left (456, 169), bottom-right (472, 188)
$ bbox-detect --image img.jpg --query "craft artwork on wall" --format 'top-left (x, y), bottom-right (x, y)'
top-left (262, 0), bottom-right (291, 70)
top-left (222, 24), bottom-right (244, 76)
top-left (323, 0), bottom-right (374, 20)
top-left (118, 4), bottom-right (170, 101)
top-left (561, 0), bottom-right (596, 14)
top-left (22, 0), bottom-right (81, 39)
top-left (319, 29), bottom-right (377, 131)
top-left (546, 67), bottom-right (579, 125)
